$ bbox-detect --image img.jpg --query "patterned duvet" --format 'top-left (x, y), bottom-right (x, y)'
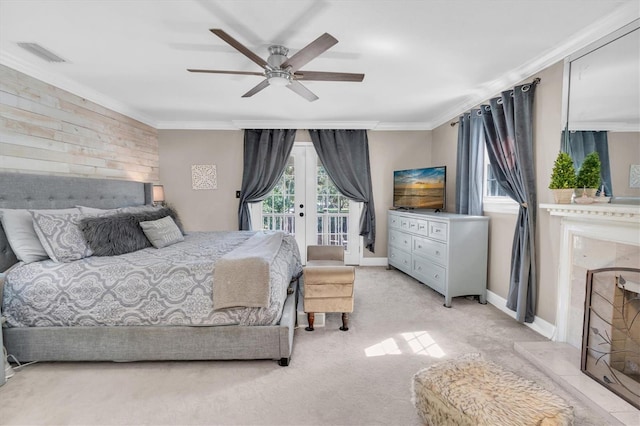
top-left (2, 231), bottom-right (302, 328)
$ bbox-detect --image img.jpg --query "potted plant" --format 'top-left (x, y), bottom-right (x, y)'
top-left (575, 151), bottom-right (601, 198)
top-left (549, 151), bottom-right (577, 204)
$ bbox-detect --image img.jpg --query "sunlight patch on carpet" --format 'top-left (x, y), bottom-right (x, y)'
top-left (364, 331), bottom-right (445, 358)
top-left (365, 338), bottom-right (401, 357)
top-left (402, 331), bottom-right (445, 358)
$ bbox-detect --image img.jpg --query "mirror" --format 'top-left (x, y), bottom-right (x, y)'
top-left (564, 19), bottom-right (640, 202)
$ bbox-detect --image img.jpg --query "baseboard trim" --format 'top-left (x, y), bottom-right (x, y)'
top-left (486, 290), bottom-right (556, 339)
top-left (358, 257), bottom-right (388, 267)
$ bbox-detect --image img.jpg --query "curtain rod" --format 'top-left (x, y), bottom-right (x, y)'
top-left (450, 77), bottom-right (541, 127)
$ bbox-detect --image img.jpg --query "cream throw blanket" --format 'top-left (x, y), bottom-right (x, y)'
top-left (213, 231), bottom-right (284, 310)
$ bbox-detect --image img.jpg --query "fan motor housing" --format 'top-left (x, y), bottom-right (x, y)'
top-left (267, 45), bottom-right (289, 69)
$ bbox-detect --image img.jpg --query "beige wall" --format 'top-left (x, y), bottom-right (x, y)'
top-left (431, 61), bottom-right (565, 324)
top-left (158, 130), bottom-right (243, 232)
top-left (158, 129), bottom-right (432, 257)
top-left (366, 131), bottom-right (432, 257)
top-left (609, 132), bottom-right (640, 198)
top-left (0, 65), bottom-right (158, 182)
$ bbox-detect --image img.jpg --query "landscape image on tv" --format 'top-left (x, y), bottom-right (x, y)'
top-left (393, 166), bottom-right (446, 209)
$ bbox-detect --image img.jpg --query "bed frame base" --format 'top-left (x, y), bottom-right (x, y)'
top-left (4, 280), bottom-right (299, 366)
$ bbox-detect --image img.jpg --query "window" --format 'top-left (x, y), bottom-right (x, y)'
top-left (260, 156), bottom-right (295, 233)
top-left (316, 164), bottom-right (350, 248)
top-left (485, 162), bottom-right (507, 197)
top-left (483, 152), bottom-right (518, 213)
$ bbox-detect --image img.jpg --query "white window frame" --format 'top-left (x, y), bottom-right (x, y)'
top-left (482, 151), bottom-right (519, 214)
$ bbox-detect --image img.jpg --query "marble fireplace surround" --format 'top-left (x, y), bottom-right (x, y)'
top-left (540, 203), bottom-right (640, 346)
top-left (531, 203), bottom-right (640, 424)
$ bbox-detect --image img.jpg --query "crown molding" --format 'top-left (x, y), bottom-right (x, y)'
top-left (155, 121), bottom-right (239, 130)
top-left (429, 2), bottom-right (640, 130)
top-left (155, 120), bottom-right (438, 131)
top-left (0, 52), bottom-right (157, 128)
top-left (232, 120), bottom-right (380, 130)
top-left (372, 122), bottom-right (433, 131)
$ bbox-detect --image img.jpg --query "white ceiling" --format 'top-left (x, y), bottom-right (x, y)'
top-left (1, 0), bottom-right (638, 130)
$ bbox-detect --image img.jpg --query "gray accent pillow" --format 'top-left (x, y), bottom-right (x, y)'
top-left (0, 208), bottom-right (80, 263)
top-left (31, 211), bottom-right (93, 263)
top-left (139, 216), bottom-right (184, 249)
top-left (79, 207), bottom-right (182, 256)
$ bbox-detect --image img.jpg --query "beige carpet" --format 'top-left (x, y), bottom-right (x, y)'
top-left (0, 267), bottom-right (606, 425)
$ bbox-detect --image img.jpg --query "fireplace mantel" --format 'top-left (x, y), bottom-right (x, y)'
top-left (540, 203), bottom-right (640, 223)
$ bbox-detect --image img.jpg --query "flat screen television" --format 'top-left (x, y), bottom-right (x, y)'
top-left (393, 166), bottom-right (446, 210)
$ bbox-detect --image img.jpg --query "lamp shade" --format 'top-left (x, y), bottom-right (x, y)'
top-left (153, 185), bottom-right (165, 203)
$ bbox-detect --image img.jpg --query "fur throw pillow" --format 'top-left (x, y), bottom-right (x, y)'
top-left (80, 206), bottom-right (183, 256)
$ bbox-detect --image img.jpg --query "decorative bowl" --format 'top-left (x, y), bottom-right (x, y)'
top-left (574, 195), bottom-right (594, 204)
top-left (592, 196), bottom-right (611, 203)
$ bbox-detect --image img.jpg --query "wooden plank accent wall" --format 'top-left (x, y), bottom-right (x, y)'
top-left (0, 64), bottom-right (159, 183)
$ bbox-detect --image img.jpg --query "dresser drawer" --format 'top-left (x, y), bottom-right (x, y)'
top-left (409, 218), bottom-right (429, 236)
top-left (388, 214), bottom-right (401, 230)
top-left (389, 229), bottom-right (411, 251)
top-left (428, 221), bottom-right (448, 241)
top-left (388, 245), bottom-right (411, 271)
top-left (412, 236), bottom-right (447, 266)
top-left (413, 259), bottom-right (446, 294)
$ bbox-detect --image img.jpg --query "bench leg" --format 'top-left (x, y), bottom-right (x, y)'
top-left (340, 313), bottom-right (349, 331)
top-left (305, 313), bottom-right (315, 331)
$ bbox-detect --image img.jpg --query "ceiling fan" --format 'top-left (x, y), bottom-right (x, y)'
top-left (188, 29), bottom-right (365, 102)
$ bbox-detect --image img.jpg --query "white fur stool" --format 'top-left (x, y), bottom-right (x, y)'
top-left (411, 354), bottom-right (574, 426)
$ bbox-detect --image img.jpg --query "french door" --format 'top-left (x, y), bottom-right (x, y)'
top-left (250, 143), bottom-right (360, 264)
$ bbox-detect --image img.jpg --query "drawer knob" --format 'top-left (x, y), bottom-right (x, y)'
top-left (435, 251), bottom-right (440, 255)
top-left (434, 274), bottom-right (440, 279)
top-left (418, 245), bottom-right (422, 249)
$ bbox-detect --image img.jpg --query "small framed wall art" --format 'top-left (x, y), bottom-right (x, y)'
top-left (191, 164), bottom-right (217, 190)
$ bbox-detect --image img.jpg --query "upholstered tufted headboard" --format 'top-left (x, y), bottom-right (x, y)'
top-left (0, 172), bottom-right (153, 272)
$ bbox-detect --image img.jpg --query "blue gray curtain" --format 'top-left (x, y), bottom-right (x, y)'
top-left (455, 109), bottom-right (485, 215)
top-left (238, 129), bottom-right (296, 230)
top-left (561, 130), bottom-right (612, 196)
top-left (480, 81), bottom-right (538, 323)
top-left (308, 129), bottom-right (376, 252)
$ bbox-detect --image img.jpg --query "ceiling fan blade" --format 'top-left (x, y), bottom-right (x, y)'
top-left (242, 79), bottom-right (271, 98)
top-left (210, 29), bottom-right (269, 69)
top-left (287, 80), bottom-right (319, 102)
top-left (281, 33), bottom-right (338, 72)
top-left (187, 69), bottom-right (264, 76)
top-left (294, 71), bottom-right (365, 82)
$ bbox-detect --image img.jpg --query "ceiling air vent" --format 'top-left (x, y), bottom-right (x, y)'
top-left (17, 42), bottom-right (66, 63)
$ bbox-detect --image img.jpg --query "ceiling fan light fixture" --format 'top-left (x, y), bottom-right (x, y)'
top-left (266, 70), bottom-right (291, 87)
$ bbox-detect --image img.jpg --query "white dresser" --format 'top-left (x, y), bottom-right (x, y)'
top-left (388, 209), bottom-right (489, 307)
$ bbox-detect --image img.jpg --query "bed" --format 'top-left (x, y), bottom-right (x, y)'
top-left (0, 172), bottom-right (302, 366)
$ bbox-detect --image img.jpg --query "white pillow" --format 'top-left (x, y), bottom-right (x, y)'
top-left (0, 208), bottom-right (79, 264)
top-left (139, 216), bottom-right (184, 249)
